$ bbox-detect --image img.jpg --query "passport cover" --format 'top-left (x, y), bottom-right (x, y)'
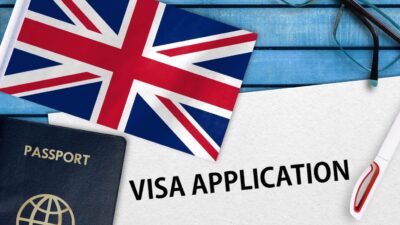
top-left (0, 118), bottom-right (126, 225)
top-left (0, 0), bottom-right (257, 161)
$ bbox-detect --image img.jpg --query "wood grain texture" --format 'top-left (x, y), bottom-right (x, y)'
top-left (244, 50), bottom-right (400, 85)
top-left (1, 7), bottom-right (400, 47)
top-left (165, 0), bottom-right (400, 4)
top-left (0, 0), bottom-right (13, 4)
top-left (1, 0), bottom-right (400, 5)
top-left (0, 93), bottom-right (56, 114)
top-left (8, 116), bottom-right (48, 123)
top-left (0, 8), bottom-right (11, 44)
top-left (184, 7), bottom-right (400, 47)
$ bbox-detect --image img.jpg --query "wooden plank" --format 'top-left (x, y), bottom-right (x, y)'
top-left (1, 7), bottom-right (400, 47)
top-left (9, 116), bottom-right (48, 123)
top-left (240, 87), bottom-right (278, 92)
top-left (0, 0), bottom-right (13, 5)
top-left (0, 92), bottom-right (56, 114)
top-left (243, 49), bottom-right (400, 85)
top-left (2, 0), bottom-right (400, 6)
top-left (183, 7), bottom-right (400, 47)
top-left (0, 7), bottom-right (11, 43)
top-left (164, 0), bottom-right (400, 5)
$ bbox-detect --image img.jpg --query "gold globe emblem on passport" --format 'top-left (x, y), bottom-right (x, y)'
top-left (16, 194), bottom-right (75, 225)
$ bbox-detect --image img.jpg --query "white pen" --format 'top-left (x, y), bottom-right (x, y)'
top-left (350, 110), bottom-right (400, 220)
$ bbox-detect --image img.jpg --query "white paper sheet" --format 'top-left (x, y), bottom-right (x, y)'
top-left (49, 77), bottom-right (400, 225)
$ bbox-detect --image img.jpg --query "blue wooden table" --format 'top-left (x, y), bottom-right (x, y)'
top-left (0, 0), bottom-right (399, 118)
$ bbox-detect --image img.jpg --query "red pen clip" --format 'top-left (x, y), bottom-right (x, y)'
top-left (350, 158), bottom-right (387, 220)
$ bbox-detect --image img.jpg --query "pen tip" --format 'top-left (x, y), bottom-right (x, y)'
top-left (370, 80), bottom-right (378, 87)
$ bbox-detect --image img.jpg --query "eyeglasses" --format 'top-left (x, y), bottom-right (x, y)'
top-left (281, 0), bottom-right (400, 87)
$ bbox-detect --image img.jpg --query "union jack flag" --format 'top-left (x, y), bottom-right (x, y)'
top-left (0, 0), bottom-right (257, 161)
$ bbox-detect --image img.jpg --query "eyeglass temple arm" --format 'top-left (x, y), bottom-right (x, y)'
top-left (343, 1), bottom-right (380, 82)
top-left (344, 0), bottom-right (400, 44)
top-left (357, 11), bottom-right (380, 81)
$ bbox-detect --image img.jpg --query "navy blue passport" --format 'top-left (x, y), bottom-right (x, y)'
top-left (0, 118), bottom-right (126, 225)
